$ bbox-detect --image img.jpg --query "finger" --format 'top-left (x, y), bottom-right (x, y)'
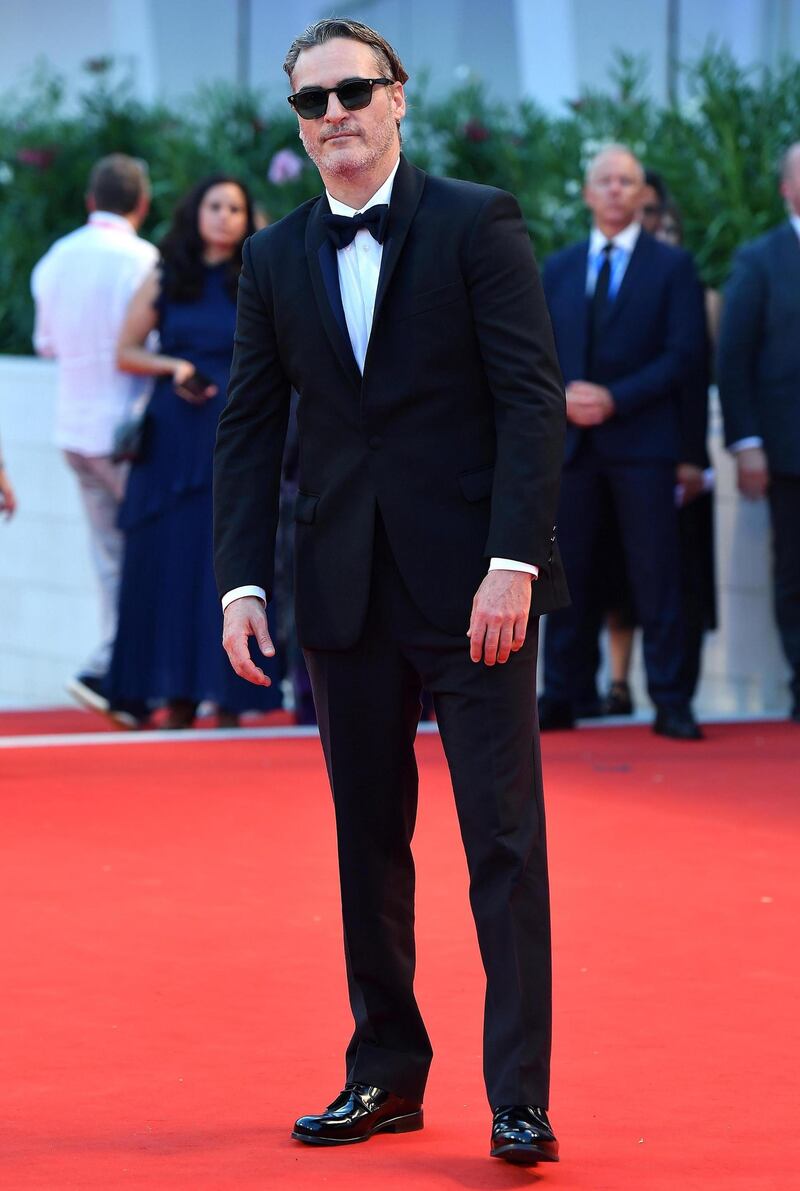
top-left (511, 614), bottom-right (528, 651)
top-left (237, 657), bottom-right (271, 686)
top-left (469, 617), bottom-right (485, 663)
top-left (223, 629), bottom-right (271, 685)
top-left (256, 624), bottom-right (275, 659)
top-left (482, 621), bottom-right (501, 666)
top-left (496, 620), bottom-right (514, 664)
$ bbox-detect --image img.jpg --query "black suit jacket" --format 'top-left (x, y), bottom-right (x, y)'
top-left (213, 155), bottom-right (569, 650)
top-left (543, 231), bottom-right (706, 465)
top-left (717, 222), bottom-right (800, 476)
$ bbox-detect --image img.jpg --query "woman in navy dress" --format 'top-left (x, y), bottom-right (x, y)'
top-left (111, 175), bottom-right (281, 727)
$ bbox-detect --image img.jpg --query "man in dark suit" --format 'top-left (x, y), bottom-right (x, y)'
top-left (213, 18), bottom-right (568, 1166)
top-left (539, 144), bottom-right (707, 740)
top-left (717, 143), bottom-right (800, 722)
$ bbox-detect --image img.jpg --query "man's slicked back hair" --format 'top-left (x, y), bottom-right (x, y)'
top-left (283, 17), bottom-right (409, 87)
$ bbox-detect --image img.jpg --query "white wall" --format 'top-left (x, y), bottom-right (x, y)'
top-left (3, 0), bottom-right (800, 115)
top-left (0, 358), bottom-right (100, 708)
top-left (0, 358), bottom-right (792, 714)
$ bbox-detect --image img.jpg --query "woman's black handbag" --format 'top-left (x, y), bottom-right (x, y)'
top-left (111, 406), bottom-right (149, 464)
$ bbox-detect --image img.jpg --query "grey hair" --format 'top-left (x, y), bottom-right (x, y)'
top-left (585, 143), bottom-right (645, 186)
top-left (283, 17), bottom-right (409, 87)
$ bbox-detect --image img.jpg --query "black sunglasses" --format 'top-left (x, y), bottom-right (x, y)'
top-left (287, 76), bottom-right (395, 121)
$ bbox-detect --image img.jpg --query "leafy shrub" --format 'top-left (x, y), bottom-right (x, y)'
top-left (1, 50), bottom-right (798, 355)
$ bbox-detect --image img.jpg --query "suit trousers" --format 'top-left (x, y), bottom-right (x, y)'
top-left (544, 445), bottom-right (686, 709)
top-left (768, 475), bottom-right (800, 700)
top-left (303, 514), bottom-right (552, 1108)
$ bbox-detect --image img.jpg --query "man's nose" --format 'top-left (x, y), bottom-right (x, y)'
top-left (324, 92), bottom-right (348, 122)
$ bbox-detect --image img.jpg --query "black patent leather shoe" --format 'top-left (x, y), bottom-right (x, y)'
top-left (292, 1083), bottom-right (423, 1146)
top-left (490, 1105), bottom-right (559, 1165)
top-left (653, 705), bottom-right (703, 740)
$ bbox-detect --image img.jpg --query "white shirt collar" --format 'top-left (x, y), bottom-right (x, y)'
top-left (88, 210), bottom-right (137, 234)
top-left (590, 220), bottom-right (641, 256)
top-left (326, 156), bottom-right (401, 219)
top-left (790, 213), bottom-right (800, 242)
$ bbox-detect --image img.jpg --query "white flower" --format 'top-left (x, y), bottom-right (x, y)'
top-left (0, 162), bottom-right (13, 185)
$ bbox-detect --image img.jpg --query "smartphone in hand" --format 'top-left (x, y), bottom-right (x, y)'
top-left (174, 369), bottom-right (218, 401)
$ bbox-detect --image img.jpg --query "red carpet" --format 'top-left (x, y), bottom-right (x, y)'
top-left (0, 706), bottom-right (295, 736)
top-left (1, 722), bottom-right (798, 1189)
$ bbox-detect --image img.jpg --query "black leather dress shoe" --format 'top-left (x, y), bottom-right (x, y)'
top-left (292, 1083), bottom-right (423, 1145)
top-left (538, 697), bottom-right (575, 731)
top-left (653, 705), bottom-right (703, 740)
top-left (490, 1105), bottom-right (559, 1165)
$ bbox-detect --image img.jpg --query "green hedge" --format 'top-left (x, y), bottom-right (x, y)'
top-left (2, 50), bottom-right (798, 355)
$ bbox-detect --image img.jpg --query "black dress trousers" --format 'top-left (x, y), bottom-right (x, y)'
top-left (303, 513), bottom-right (552, 1109)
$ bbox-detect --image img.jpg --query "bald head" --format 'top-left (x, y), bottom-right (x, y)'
top-left (583, 144), bottom-right (645, 237)
top-left (585, 144), bottom-right (644, 187)
top-left (780, 142), bottom-right (800, 217)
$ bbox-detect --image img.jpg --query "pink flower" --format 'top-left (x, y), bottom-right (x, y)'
top-left (268, 148), bottom-right (304, 185)
top-left (16, 146), bottom-right (56, 170)
top-left (463, 118), bottom-right (490, 144)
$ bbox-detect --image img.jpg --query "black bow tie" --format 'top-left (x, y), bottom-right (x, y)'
top-left (322, 204), bottom-right (389, 251)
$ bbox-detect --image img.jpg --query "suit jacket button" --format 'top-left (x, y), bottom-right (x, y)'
top-left (369, 435), bottom-right (383, 449)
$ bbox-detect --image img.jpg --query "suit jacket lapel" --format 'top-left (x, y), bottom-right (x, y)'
top-left (371, 154), bottom-right (426, 330)
top-left (778, 221), bottom-right (800, 289)
top-left (570, 242), bottom-right (591, 373)
top-left (305, 196), bottom-right (362, 390)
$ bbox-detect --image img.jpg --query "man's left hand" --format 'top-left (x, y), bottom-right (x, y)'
top-left (468, 570), bottom-right (533, 665)
top-left (566, 381), bottom-right (615, 426)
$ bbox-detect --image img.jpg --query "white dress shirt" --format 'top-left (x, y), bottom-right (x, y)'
top-left (31, 211), bottom-right (159, 456)
top-left (222, 159), bottom-right (536, 611)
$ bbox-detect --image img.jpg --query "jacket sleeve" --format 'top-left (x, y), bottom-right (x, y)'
top-left (463, 191), bottom-right (566, 569)
top-left (716, 245), bottom-right (766, 447)
top-left (608, 250), bottom-right (705, 418)
top-left (213, 234), bottom-right (291, 602)
top-left (677, 278), bottom-right (711, 466)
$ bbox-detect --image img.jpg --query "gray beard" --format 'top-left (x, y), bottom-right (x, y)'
top-left (301, 118), bottom-right (398, 180)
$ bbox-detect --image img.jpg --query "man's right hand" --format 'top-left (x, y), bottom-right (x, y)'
top-left (222, 596), bottom-right (274, 686)
top-left (736, 446), bottom-right (770, 500)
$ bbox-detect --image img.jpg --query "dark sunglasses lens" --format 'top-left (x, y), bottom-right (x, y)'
top-left (338, 80), bottom-right (373, 111)
top-left (294, 90), bottom-right (328, 119)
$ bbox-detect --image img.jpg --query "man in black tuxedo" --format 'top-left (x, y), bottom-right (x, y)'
top-left (718, 143), bottom-right (800, 722)
top-left (539, 145), bottom-right (707, 740)
top-left (213, 18), bottom-right (568, 1166)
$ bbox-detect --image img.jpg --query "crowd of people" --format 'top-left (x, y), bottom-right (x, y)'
top-left (29, 155), bottom-right (288, 729)
top-left (14, 136), bottom-right (800, 733)
top-left (538, 141), bottom-right (800, 735)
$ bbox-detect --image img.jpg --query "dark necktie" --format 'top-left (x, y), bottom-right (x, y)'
top-left (322, 204), bottom-right (390, 251)
top-left (586, 242), bottom-right (614, 378)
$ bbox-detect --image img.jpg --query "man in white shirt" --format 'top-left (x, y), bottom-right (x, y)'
top-left (718, 142), bottom-right (800, 722)
top-left (31, 154), bottom-right (158, 719)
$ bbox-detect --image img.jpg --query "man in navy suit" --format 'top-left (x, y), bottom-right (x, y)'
top-left (718, 143), bottom-right (800, 723)
top-left (539, 144), bottom-right (707, 740)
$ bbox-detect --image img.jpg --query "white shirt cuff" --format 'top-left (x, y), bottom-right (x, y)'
top-left (489, 557), bottom-right (539, 579)
top-left (221, 585), bottom-right (266, 611)
top-left (730, 436), bottom-right (763, 453)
